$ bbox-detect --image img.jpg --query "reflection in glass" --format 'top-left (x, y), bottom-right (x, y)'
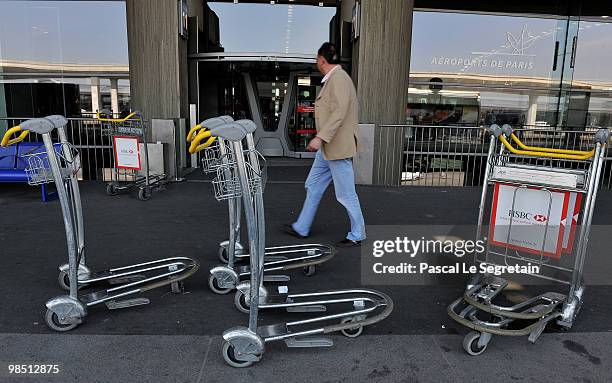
top-left (409, 11), bottom-right (566, 129)
top-left (208, 2), bottom-right (335, 54)
top-left (410, 11), bottom-right (562, 87)
top-left (0, 1), bottom-right (129, 118)
top-left (405, 84), bottom-right (561, 128)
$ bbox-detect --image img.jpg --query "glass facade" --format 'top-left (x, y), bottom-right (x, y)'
top-left (0, 0), bottom-right (129, 122)
top-left (409, 10), bottom-right (612, 130)
top-left (207, 2), bottom-right (335, 54)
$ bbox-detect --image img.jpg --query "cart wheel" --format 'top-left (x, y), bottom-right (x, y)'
top-left (234, 290), bottom-right (251, 314)
top-left (340, 317), bottom-right (363, 338)
top-left (170, 280), bottom-right (185, 294)
top-left (208, 274), bottom-right (233, 295)
top-left (463, 331), bottom-right (488, 356)
top-left (218, 247), bottom-right (230, 264)
top-left (138, 186), bottom-right (152, 201)
top-left (45, 309), bottom-right (79, 332)
top-left (58, 270), bottom-right (71, 291)
top-left (57, 271), bottom-right (86, 291)
top-left (106, 183), bottom-right (118, 196)
top-left (222, 341), bottom-right (254, 368)
top-left (302, 265), bottom-right (316, 277)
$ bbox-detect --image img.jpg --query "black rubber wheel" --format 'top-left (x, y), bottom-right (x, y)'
top-left (138, 186), bottom-right (152, 201)
top-left (463, 331), bottom-right (488, 356)
top-left (302, 265), bottom-right (316, 277)
top-left (106, 183), bottom-right (118, 196)
top-left (57, 271), bottom-right (86, 291)
top-left (234, 290), bottom-right (251, 314)
top-left (222, 341), bottom-right (254, 368)
top-left (340, 317), bottom-right (363, 338)
top-left (218, 247), bottom-right (230, 264)
top-left (208, 274), bottom-right (233, 295)
top-left (58, 271), bottom-right (71, 291)
top-left (45, 309), bottom-right (79, 332)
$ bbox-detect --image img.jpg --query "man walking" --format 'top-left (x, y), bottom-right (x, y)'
top-left (286, 42), bottom-right (365, 248)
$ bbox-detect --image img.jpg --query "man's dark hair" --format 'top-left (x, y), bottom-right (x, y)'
top-left (317, 42), bottom-right (340, 64)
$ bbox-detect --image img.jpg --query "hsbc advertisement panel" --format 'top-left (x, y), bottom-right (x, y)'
top-left (489, 183), bottom-right (571, 259)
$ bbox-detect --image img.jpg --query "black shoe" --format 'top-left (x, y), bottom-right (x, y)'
top-left (285, 224), bottom-right (308, 239)
top-left (336, 238), bottom-right (362, 248)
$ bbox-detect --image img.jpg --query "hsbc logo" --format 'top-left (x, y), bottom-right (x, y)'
top-left (508, 210), bottom-right (530, 220)
top-left (534, 214), bottom-right (547, 222)
top-left (508, 210), bottom-right (547, 222)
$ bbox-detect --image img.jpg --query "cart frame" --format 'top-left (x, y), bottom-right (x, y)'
top-left (97, 110), bottom-right (165, 201)
top-left (448, 123), bottom-right (610, 355)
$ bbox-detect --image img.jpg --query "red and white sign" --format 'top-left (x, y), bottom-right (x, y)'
top-left (562, 192), bottom-right (582, 254)
top-left (489, 183), bottom-right (570, 259)
top-left (297, 104), bottom-right (315, 113)
top-left (113, 136), bottom-right (141, 170)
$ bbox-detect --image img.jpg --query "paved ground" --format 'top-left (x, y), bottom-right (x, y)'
top-left (1, 162), bottom-right (611, 382)
top-left (1, 332), bottom-right (610, 383)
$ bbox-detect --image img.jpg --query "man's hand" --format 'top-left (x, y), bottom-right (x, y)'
top-left (306, 136), bottom-right (324, 152)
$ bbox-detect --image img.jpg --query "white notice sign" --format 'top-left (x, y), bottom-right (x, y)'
top-left (113, 136), bottom-right (141, 170)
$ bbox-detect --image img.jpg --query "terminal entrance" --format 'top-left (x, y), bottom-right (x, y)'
top-left (196, 57), bottom-right (323, 157)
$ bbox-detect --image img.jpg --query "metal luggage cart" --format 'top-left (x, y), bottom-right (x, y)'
top-left (448, 123), bottom-right (610, 355)
top-left (1, 116), bottom-right (199, 332)
top-left (97, 110), bottom-right (165, 201)
top-left (188, 118), bottom-right (336, 296)
top-left (191, 120), bottom-right (393, 367)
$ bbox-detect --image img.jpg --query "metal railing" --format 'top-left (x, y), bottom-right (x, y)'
top-left (398, 124), bottom-right (612, 189)
top-left (1, 117), bottom-right (117, 181)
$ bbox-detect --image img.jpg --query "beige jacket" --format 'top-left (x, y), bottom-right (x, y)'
top-left (314, 67), bottom-right (359, 160)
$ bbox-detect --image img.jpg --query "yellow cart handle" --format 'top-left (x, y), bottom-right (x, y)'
top-left (189, 129), bottom-right (216, 154)
top-left (509, 133), bottom-right (595, 157)
top-left (96, 111), bottom-right (138, 122)
top-left (499, 135), bottom-right (594, 160)
top-left (187, 124), bottom-right (203, 143)
top-left (1, 126), bottom-right (30, 147)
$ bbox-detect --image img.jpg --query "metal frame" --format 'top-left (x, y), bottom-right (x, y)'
top-left (190, 117), bottom-right (337, 295)
top-left (191, 119), bottom-right (393, 367)
top-left (447, 123), bottom-right (610, 355)
top-left (188, 52), bottom-right (317, 63)
top-left (396, 124), bottom-right (611, 188)
top-left (1, 116), bottom-right (199, 332)
top-left (97, 110), bottom-right (166, 201)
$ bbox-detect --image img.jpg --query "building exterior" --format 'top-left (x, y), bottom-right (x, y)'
top-left (1, 0), bottom-right (612, 184)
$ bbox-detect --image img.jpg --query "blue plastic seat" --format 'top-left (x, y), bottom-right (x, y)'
top-left (0, 142), bottom-right (57, 201)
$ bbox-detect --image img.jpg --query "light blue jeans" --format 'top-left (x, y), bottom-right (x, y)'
top-left (292, 150), bottom-right (366, 241)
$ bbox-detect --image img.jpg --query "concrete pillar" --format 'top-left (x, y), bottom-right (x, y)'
top-left (340, 0), bottom-right (355, 22)
top-left (126, 0), bottom-right (203, 171)
top-left (125, 0), bottom-right (189, 120)
top-left (90, 77), bottom-right (101, 114)
top-left (350, 0), bottom-right (414, 185)
top-left (110, 78), bottom-right (120, 114)
top-left (527, 94), bottom-right (538, 127)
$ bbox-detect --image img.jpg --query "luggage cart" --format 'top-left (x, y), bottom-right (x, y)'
top-left (192, 121), bottom-right (392, 367)
top-left (188, 118), bottom-right (336, 296)
top-left (97, 110), bottom-right (165, 201)
top-left (448, 123), bottom-right (610, 355)
top-left (1, 116), bottom-right (199, 332)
